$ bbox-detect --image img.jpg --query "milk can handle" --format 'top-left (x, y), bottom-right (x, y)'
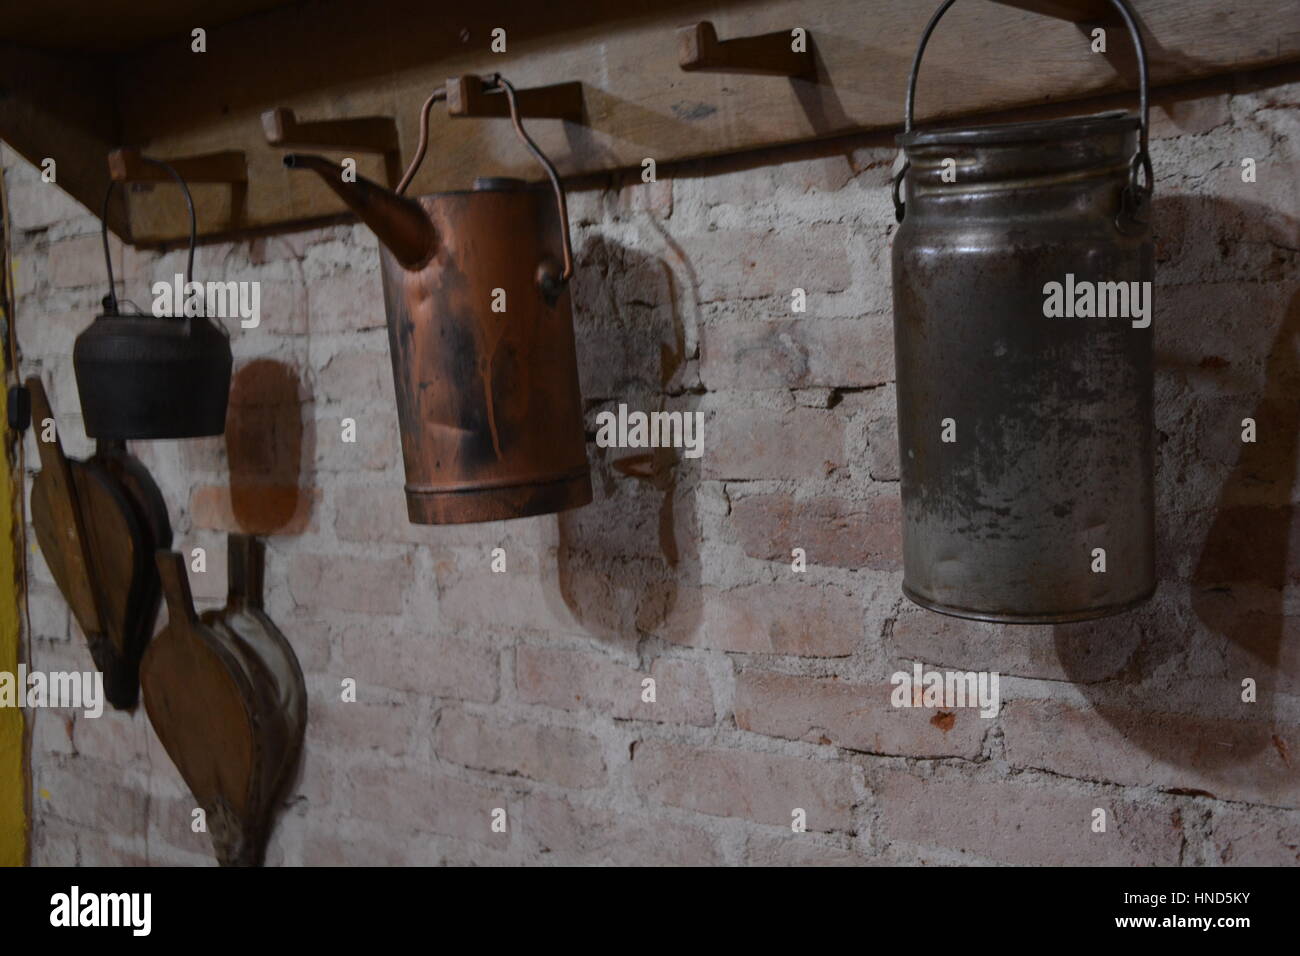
top-left (398, 73), bottom-right (574, 294)
top-left (100, 159), bottom-right (199, 317)
top-left (893, 0), bottom-right (1153, 226)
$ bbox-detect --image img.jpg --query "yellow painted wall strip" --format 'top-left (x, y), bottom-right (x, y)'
top-left (0, 153), bottom-right (29, 867)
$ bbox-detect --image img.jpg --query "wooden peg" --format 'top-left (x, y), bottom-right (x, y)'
top-left (677, 21), bottom-right (815, 78)
top-left (108, 147), bottom-right (247, 229)
top-left (261, 108), bottom-right (402, 187)
top-left (108, 147), bottom-right (247, 184)
top-left (988, 0), bottom-right (1115, 23)
top-left (446, 75), bottom-right (584, 123)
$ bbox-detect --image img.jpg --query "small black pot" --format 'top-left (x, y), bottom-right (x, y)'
top-left (75, 161), bottom-right (232, 440)
top-left (74, 313), bottom-right (232, 440)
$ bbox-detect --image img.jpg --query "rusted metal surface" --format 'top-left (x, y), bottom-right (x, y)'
top-left (891, 0), bottom-right (1155, 622)
top-left (282, 75), bottom-right (590, 524)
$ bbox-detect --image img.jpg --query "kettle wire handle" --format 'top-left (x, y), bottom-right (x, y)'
top-left (893, 0), bottom-right (1152, 225)
top-left (397, 73), bottom-right (574, 293)
top-left (101, 158), bottom-right (199, 316)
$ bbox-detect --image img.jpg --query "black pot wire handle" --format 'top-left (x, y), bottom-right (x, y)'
top-left (100, 158), bottom-right (199, 317)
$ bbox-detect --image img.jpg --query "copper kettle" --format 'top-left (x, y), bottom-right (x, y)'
top-left (73, 160), bottom-right (233, 440)
top-left (282, 74), bottom-right (591, 524)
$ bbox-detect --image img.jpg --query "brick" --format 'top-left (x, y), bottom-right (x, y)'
top-left (316, 348), bottom-right (394, 405)
top-left (516, 645), bottom-right (714, 726)
top-left (317, 412), bottom-right (401, 472)
top-left (147, 792), bottom-right (214, 859)
top-left (72, 709), bottom-right (150, 766)
top-left (27, 583), bottom-right (69, 641)
top-left (49, 234), bottom-right (116, 288)
top-left (889, 602), bottom-right (1137, 682)
top-left (284, 745), bottom-right (333, 806)
top-left (631, 740), bottom-right (855, 830)
top-left (303, 819), bottom-right (438, 866)
top-left (1149, 94), bottom-right (1230, 139)
top-left (677, 226), bottom-right (851, 302)
top-left (253, 278), bottom-right (308, 335)
top-left (1194, 505), bottom-right (1300, 588)
top-left (180, 531), bottom-right (230, 602)
top-left (734, 670), bottom-right (987, 758)
top-left (701, 316), bottom-right (893, 390)
top-left (1158, 284), bottom-right (1299, 365)
top-left (865, 411), bottom-right (899, 481)
top-left (339, 628), bottom-right (498, 702)
top-left (287, 552), bottom-right (412, 615)
top-left (32, 817), bottom-right (81, 866)
top-left (17, 308), bottom-right (91, 360)
top-left (305, 270), bottom-right (386, 332)
top-left (6, 175), bottom-right (90, 231)
top-left (190, 484), bottom-right (319, 535)
top-left (334, 484), bottom-right (431, 544)
top-left (704, 407), bottom-right (845, 480)
top-left (343, 766), bottom-right (509, 845)
top-left (662, 582), bottom-right (862, 657)
top-left (436, 561), bottom-right (582, 635)
top-left (744, 832), bottom-right (873, 866)
top-left (1003, 700), bottom-right (1300, 808)
top-left (616, 177), bottom-right (673, 218)
top-left (878, 769), bottom-right (1184, 866)
top-left (573, 234), bottom-right (676, 317)
top-left (552, 458), bottom-right (684, 562)
top-left (1190, 588), bottom-right (1300, 694)
top-left (31, 636), bottom-right (92, 676)
top-left (730, 492), bottom-right (903, 570)
top-left (1209, 807), bottom-right (1300, 866)
top-left (434, 709), bottom-right (606, 789)
top-left (73, 830), bottom-right (157, 867)
top-left (30, 709), bottom-right (75, 756)
top-left (575, 322), bottom-right (693, 399)
top-left (686, 152), bottom-right (863, 204)
top-left (524, 793), bottom-right (723, 865)
top-left (308, 694), bottom-right (414, 756)
top-left (36, 760), bottom-right (149, 832)
top-left (336, 483), bottom-right (557, 550)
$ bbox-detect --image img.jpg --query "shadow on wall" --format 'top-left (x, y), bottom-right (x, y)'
top-left (554, 230), bottom-right (703, 651)
top-left (1057, 191), bottom-right (1299, 780)
top-left (225, 358), bottom-right (315, 535)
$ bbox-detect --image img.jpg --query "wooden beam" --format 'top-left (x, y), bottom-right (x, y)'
top-left (108, 147), bottom-right (248, 183)
top-left (82, 0), bottom-right (1300, 243)
top-left (990, 1), bottom-right (1115, 24)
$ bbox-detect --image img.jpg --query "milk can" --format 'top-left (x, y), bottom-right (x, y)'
top-left (891, 0), bottom-right (1155, 622)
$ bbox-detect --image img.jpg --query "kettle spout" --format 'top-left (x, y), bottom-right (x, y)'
top-left (282, 154), bottom-right (436, 269)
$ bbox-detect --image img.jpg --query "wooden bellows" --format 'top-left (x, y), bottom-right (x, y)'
top-left (142, 535), bottom-right (306, 867)
top-left (27, 377), bottom-right (171, 709)
top-left (143, 535), bottom-right (305, 868)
